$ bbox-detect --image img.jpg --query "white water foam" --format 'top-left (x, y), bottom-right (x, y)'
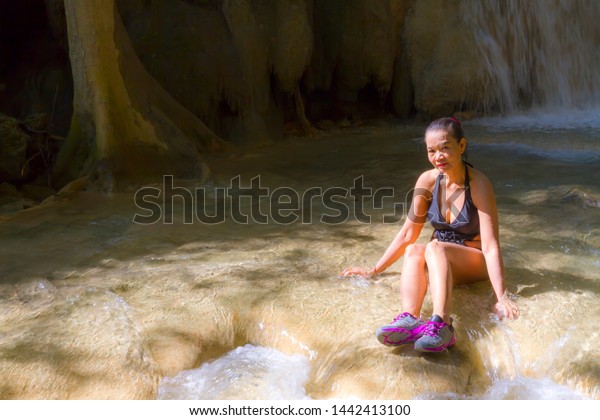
top-left (417, 376), bottom-right (587, 400)
top-left (157, 344), bottom-right (311, 400)
top-left (469, 107), bottom-right (600, 132)
top-left (483, 376), bottom-right (587, 400)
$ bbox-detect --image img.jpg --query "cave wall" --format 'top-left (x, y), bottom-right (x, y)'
top-left (0, 0), bottom-right (488, 145)
top-left (0, 0), bottom-right (493, 188)
top-left (405, 0), bottom-right (491, 117)
top-left (113, 0), bottom-right (486, 134)
top-left (113, 0), bottom-right (487, 142)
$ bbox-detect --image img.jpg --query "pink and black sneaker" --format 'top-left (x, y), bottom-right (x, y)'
top-left (376, 312), bottom-right (426, 346)
top-left (414, 315), bottom-right (456, 352)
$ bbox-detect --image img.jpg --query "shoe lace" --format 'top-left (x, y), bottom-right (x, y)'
top-left (423, 321), bottom-right (444, 337)
top-left (392, 312), bottom-right (411, 322)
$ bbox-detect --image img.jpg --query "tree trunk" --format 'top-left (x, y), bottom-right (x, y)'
top-left (53, 0), bottom-right (233, 190)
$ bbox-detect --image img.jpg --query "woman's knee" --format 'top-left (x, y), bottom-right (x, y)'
top-left (424, 240), bottom-right (448, 261)
top-left (405, 243), bottom-right (426, 261)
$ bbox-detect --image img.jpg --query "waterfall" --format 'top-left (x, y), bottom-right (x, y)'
top-left (461, 0), bottom-right (600, 113)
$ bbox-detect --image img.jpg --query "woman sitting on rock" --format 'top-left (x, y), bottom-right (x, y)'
top-left (341, 117), bottom-right (519, 352)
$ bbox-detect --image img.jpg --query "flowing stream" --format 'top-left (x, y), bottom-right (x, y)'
top-left (1, 117), bottom-right (598, 399)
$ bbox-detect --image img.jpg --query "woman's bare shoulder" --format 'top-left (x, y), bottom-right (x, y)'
top-left (416, 169), bottom-right (438, 189)
top-left (469, 167), bottom-right (493, 190)
top-left (469, 167), bottom-right (496, 206)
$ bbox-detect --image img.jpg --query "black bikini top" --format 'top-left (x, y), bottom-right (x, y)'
top-left (427, 163), bottom-right (480, 244)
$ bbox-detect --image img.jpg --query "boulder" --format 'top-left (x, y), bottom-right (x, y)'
top-left (116, 0), bottom-right (313, 145)
top-left (404, 0), bottom-right (490, 117)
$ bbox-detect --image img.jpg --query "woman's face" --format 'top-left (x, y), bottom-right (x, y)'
top-left (425, 129), bottom-right (466, 173)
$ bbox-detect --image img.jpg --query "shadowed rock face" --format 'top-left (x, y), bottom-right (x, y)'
top-left (116, 0), bottom-right (409, 143)
top-left (405, 0), bottom-right (487, 117)
top-left (5, 1), bottom-right (474, 146)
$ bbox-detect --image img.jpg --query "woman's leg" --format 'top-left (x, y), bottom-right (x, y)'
top-left (400, 244), bottom-right (428, 317)
top-left (424, 240), bottom-right (488, 322)
top-left (376, 244), bottom-right (429, 346)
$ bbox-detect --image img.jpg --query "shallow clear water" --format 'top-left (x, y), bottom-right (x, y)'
top-left (0, 118), bottom-right (598, 399)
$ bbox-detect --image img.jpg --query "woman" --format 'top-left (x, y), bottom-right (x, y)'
top-left (341, 117), bottom-right (519, 353)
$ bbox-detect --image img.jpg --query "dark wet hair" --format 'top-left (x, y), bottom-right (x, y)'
top-left (425, 117), bottom-right (469, 163)
top-left (425, 117), bottom-right (464, 141)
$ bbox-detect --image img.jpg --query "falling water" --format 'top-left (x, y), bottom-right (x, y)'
top-left (462, 0), bottom-right (600, 113)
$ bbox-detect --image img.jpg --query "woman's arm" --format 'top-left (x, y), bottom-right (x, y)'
top-left (341, 171), bottom-right (433, 277)
top-left (472, 172), bottom-right (519, 319)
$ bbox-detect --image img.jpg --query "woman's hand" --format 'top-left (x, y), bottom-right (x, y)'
top-left (340, 267), bottom-right (374, 277)
top-left (494, 293), bottom-right (519, 320)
